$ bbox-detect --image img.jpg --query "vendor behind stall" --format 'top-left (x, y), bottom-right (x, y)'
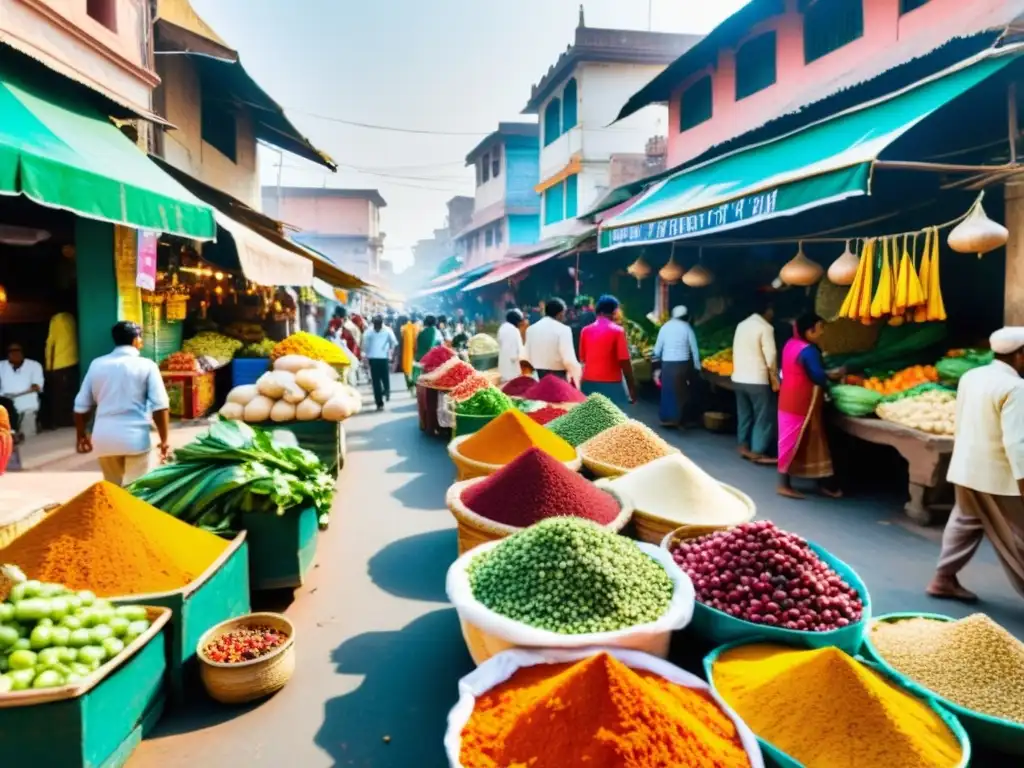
top-left (0, 342), bottom-right (44, 442)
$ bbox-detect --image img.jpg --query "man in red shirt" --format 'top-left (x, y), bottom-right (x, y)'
top-left (579, 295), bottom-right (636, 407)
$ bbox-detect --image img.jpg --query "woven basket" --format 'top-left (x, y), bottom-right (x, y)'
top-left (446, 479), bottom-right (633, 556)
top-left (0, 503), bottom-right (57, 549)
top-left (447, 434), bottom-right (582, 482)
top-left (658, 494), bottom-right (757, 552)
top-left (196, 612), bottom-right (296, 704)
top-left (702, 411), bottom-right (733, 433)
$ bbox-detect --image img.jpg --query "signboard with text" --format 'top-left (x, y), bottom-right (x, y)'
top-left (136, 230), bottom-right (158, 291)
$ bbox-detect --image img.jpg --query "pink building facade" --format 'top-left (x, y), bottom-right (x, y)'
top-left (653, 0), bottom-right (1022, 168)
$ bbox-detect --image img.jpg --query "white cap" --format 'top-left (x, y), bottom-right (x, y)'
top-left (672, 305), bottom-right (688, 319)
top-left (990, 327), bottom-right (1024, 355)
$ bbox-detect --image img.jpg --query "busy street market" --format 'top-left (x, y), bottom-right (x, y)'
top-left (2, 0), bottom-right (1024, 766)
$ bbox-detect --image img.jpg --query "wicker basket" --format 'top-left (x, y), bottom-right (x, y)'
top-left (446, 479), bottom-right (633, 556)
top-left (627, 483), bottom-right (756, 545)
top-left (447, 434), bottom-right (582, 482)
top-left (580, 448), bottom-right (680, 479)
top-left (658, 496), bottom-right (757, 552)
top-left (196, 612), bottom-right (296, 704)
top-left (703, 411), bottom-right (733, 433)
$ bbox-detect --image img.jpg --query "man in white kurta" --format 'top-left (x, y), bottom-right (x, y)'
top-left (497, 309), bottom-right (526, 383)
top-left (0, 343), bottom-right (44, 440)
top-left (928, 327), bottom-right (1024, 601)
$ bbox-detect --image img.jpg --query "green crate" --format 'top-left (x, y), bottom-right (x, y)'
top-left (469, 353), bottom-right (498, 371)
top-left (110, 534), bottom-right (250, 702)
top-left (0, 607), bottom-right (171, 768)
top-left (239, 505), bottom-right (319, 590)
top-left (453, 412), bottom-right (498, 438)
top-left (252, 420), bottom-right (343, 476)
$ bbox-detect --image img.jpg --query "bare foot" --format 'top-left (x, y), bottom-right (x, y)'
top-left (777, 486), bottom-right (805, 500)
top-left (820, 487), bottom-right (844, 499)
top-left (926, 575), bottom-right (979, 603)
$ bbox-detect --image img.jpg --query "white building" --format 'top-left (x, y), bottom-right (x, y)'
top-left (523, 13), bottom-right (698, 240)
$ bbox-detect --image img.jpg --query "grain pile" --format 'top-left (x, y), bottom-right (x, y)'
top-left (581, 420), bottom-right (677, 470)
top-left (869, 613), bottom-right (1024, 723)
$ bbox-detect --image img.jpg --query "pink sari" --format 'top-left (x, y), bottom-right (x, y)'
top-left (778, 338), bottom-right (832, 478)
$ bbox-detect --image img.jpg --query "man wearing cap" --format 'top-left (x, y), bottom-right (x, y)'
top-left (653, 306), bottom-right (701, 428)
top-left (928, 327), bottom-right (1024, 601)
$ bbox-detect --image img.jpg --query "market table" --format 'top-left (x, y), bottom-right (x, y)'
top-left (701, 370), bottom-right (735, 391)
top-left (830, 413), bottom-right (953, 525)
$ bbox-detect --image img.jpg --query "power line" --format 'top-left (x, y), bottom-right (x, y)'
top-left (272, 159), bottom-right (470, 184)
top-left (284, 109), bottom-right (492, 137)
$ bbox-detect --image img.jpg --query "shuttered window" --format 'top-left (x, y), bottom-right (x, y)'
top-left (544, 99), bottom-right (562, 147)
top-left (735, 31), bottom-right (777, 100)
top-left (900, 0), bottom-right (930, 13)
top-left (565, 174), bottom-right (578, 219)
top-left (679, 76), bottom-right (713, 132)
top-left (562, 79), bottom-right (578, 131)
top-left (544, 183), bottom-right (564, 225)
top-left (803, 0), bottom-right (863, 64)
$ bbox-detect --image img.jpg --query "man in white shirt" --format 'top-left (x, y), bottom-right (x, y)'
top-left (928, 326), bottom-right (1024, 602)
top-left (0, 342), bottom-right (45, 441)
top-left (731, 297), bottom-right (779, 464)
top-left (73, 322), bottom-right (171, 487)
top-left (497, 308), bottom-right (526, 383)
top-left (522, 298), bottom-right (581, 385)
top-left (361, 314), bottom-right (398, 411)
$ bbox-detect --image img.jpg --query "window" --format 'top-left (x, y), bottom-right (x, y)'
top-left (679, 76), bottom-right (713, 132)
top-left (900, 0), bottom-right (931, 13)
top-left (495, 225), bottom-right (503, 247)
top-left (481, 153), bottom-right (490, 183)
top-left (735, 31), bottom-right (777, 100)
top-left (87, 0), bottom-right (117, 31)
top-left (201, 98), bottom-right (237, 162)
top-left (564, 174), bottom-right (578, 219)
top-left (544, 183), bottom-right (564, 225)
top-left (562, 78), bottom-right (578, 131)
top-left (485, 228), bottom-right (494, 247)
top-left (544, 99), bottom-right (562, 147)
top-left (491, 147), bottom-right (501, 179)
top-left (803, 0), bottom-right (863, 64)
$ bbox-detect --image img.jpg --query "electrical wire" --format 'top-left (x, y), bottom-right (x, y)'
top-left (283, 109), bottom-right (492, 137)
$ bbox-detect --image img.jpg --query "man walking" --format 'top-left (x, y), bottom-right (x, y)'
top-left (362, 314), bottom-right (397, 411)
top-left (73, 322), bottom-right (170, 486)
top-left (0, 342), bottom-right (45, 442)
top-left (522, 298), bottom-right (581, 385)
top-left (928, 326), bottom-right (1024, 601)
top-left (44, 308), bottom-right (79, 429)
top-left (732, 297), bottom-right (779, 464)
top-left (653, 306), bottom-right (701, 427)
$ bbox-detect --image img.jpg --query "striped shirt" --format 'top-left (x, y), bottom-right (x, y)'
top-left (653, 320), bottom-right (700, 363)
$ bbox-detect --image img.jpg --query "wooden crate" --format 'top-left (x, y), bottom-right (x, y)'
top-left (161, 371), bottom-right (216, 419)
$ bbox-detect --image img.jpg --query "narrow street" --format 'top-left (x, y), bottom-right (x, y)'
top-left (131, 375), bottom-right (1024, 768)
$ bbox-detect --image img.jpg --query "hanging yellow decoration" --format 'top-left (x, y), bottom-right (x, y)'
top-left (926, 227), bottom-right (947, 321)
top-left (914, 230), bottom-right (932, 323)
top-left (870, 237), bottom-right (894, 319)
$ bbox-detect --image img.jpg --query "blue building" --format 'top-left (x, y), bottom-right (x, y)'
top-left (454, 122), bottom-right (541, 268)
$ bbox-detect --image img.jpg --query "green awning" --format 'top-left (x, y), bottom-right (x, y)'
top-left (0, 60), bottom-right (215, 239)
top-left (599, 47), bottom-right (1021, 252)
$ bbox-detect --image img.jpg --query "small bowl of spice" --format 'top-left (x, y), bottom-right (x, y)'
top-left (197, 612), bottom-right (295, 704)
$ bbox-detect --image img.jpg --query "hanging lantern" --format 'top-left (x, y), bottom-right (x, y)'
top-left (0, 284), bottom-right (7, 316)
top-left (780, 242), bottom-right (824, 286)
top-left (659, 254), bottom-right (683, 283)
top-left (682, 264), bottom-right (714, 287)
top-left (627, 255), bottom-right (652, 285)
top-left (948, 199), bottom-right (1008, 256)
top-left (827, 240), bottom-right (859, 286)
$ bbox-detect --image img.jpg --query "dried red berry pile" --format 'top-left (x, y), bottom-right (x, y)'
top-left (671, 521), bottom-right (864, 632)
top-left (203, 626), bottom-right (289, 663)
top-left (424, 361), bottom-right (476, 390)
top-left (526, 405), bottom-right (568, 425)
top-left (501, 376), bottom-right (537, 397)
top-left (420, 345), bottom-right (456, 372)
top-left (449, 373), bottom-right (491, 402)
top-left (523, 375), bottom-right (587, 404)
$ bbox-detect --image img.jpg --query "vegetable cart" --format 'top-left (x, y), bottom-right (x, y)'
top-left (162, 371), bottom-right (216, 420)
top-left (830, 413), bottom-right (953, 525)
top-left (109, 533), bottom-right (251, 702)
top-left (0, 607), bottom-right (171, 768)
top-left (238, 504), bottom-right (318, 590)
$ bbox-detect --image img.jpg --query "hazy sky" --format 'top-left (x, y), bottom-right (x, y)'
top-left (192, 0), bottom-right (749, 271)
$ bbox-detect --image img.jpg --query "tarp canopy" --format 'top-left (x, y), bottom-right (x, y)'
top-left (0, 59), bottom-right (215, 239)
top-left (599, 47), bottom-right (1022, 252)
top-left (462, 247), bottom-right (566, 292)
top-left (212, 210), bottom-right (312, 287)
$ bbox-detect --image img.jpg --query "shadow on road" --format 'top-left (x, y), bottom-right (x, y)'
top-left (317, 608), bottom-right (473, 768)
top-left (368, 529), bottom-right (456, 603)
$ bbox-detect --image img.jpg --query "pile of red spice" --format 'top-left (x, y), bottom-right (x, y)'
top-left (420, 345), bottom-right (456, 372)
top-left (461, 447), bottom-right (621, 527)
top-left (423, 360), bottom-right (476, 390)
top-left (450, 373), bottom-right (492, 402)
top-left (526, 405), bottom-right (568, 425)
top-left (523, 375), bottom-right (587, 404)
top-left (203, 625), bottom-right (289, 663)
top-left (502, 376), bottom-right (537, 397)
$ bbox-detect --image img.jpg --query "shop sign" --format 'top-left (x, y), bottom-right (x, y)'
top-left (136, 230), bottom-right (159, 290)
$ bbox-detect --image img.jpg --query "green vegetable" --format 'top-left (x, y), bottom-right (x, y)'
top-left (7, 583), bottom-right (28, 603)
top-left (14, 599), bottom-right (51, 623)
top-left (90, 625), bottom-right (113, 644)
top-left (108, 617), bottom-right (130, 638)
top-left (830, 385), bottom-right (883, 417)
top-left (20, 581), bottom-right (42, 599)
top-left (101, 637), bottom-right (125, 658)
top-left (69, 662), bottom-right (91, 677)
top-left (47, 598), bottom-right (70, 621)
top-left (61, 615), bottom-right (82, 631)
top-left (114, 605), bottom-right (148, 622)
top-left (68, 629), bottom-right (91, 648)
top-left (0, 674), bottom-right (12, 693)
top-left (50, 627), bottom-right (71, 647)
top-left (37, 648), bottom-right (62, 668)
top-left (8, 650), bottom-right (37, 671)
top-left (9, 669), bottom-right (35, 690)
top-left (76, 590), bottom-right (96, 607)
top-left (467, 517), bottom-right (674, 635)
top-left (58, 648), bottom-right (79, 664)
top-left (32, 670), bottom-right (63, 689)
top-left (547, 394), bottom-right (628, 447)
top-left (455, 387), bottom-right (514, 417)
top-left (29, 626), bottom-right (52, 650)
top-left (0, 657), bottom-right (8, 673)
top-left (124, 620), bottom-right (150, 643)
top-left (936, 352), bottom-right (993, 383)
top-left (77, 646), bottom-right (106, 666)
top-left (0, 625), bottom-right (19, 649)
top-left (0, 603), bottom-right (14, 622)
top-left (11, 638), bottom-right (30, 652)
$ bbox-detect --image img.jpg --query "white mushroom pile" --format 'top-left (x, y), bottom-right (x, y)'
top-left (875, 389), bottom-right (955, 436)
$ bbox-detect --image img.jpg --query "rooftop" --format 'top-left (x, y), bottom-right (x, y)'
top-left (261, 187), bottom-right (388, 208)
top-left (523, 11), bottom-right (700, 114)
top-left (464, 122), bottom-right (539, 165)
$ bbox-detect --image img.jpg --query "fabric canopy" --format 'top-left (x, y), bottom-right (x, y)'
top-left (312, 277), bottom-right (337, 301)
top-left (463, 247), bottom-right (565, 292)
top-left (415, 277), bottom-right (464, 298)
top-left (0, 60), bottom-right (215, 239)
top-left (599, 47), bottom-right (1021, 252)
top-left (213, 210), bottom-right (312, 287)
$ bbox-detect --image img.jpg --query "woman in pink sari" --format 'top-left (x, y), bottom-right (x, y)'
top-left (778, 313), bottom-right (843, 499)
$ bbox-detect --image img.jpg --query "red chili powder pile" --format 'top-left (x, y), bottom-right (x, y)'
top-left (450, 373), bottom-right (491, 402)
top-left (461, 447), bottom-right (620, 527)
top-left (501, 376), bottom-right (537, 397)
top-left (523, 375), bottom-right (587, 404)
top-left (420, 345), bottom-right (456, 372)
top-left (526, 405), bottom-right (567, 425)
top-left (424, 360), bottom-right (476, 390)
top-left (459, 653), bottom-right (751, 768)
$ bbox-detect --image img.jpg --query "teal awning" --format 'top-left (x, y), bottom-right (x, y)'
top-left (599, 47), bottom-right (1022, 252)
top-left (0, 60), bottom-right (215, 239)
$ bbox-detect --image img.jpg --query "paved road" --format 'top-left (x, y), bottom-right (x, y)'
top-left (131, 376), bottom-right (1023, 767)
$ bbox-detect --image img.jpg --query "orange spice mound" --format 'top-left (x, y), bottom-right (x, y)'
top-left (460, 653), bottom-right (751, 768)
top-left (458, 409), bottom-right (576, 465)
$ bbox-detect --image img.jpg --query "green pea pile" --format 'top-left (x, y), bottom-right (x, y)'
top-left (456, 387), bottom-right (514, 417)
top-left (547, 394), bottom-right (627, 447)
top-left (467, 517), bottom-right (674, 634)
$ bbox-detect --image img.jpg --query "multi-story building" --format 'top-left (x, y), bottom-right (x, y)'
top-left (454, 122), bottom-right (541, 268)
top-left (262, 187), bottom-right (387, 282)
top-left (523, 12), bottom-right (698, 240)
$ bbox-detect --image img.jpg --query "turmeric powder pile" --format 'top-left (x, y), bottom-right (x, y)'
top-left (712, 644), bottom-right (962, 768)
top-left (460, 653), bottom-right (751, 768)
top-left (458, 409), bottom-right (576, 465)
top-left (0, 481), bottom-right (229, 596)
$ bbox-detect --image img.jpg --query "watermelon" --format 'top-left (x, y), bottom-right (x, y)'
top-left (830, 385), bottom-right (883, 417)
